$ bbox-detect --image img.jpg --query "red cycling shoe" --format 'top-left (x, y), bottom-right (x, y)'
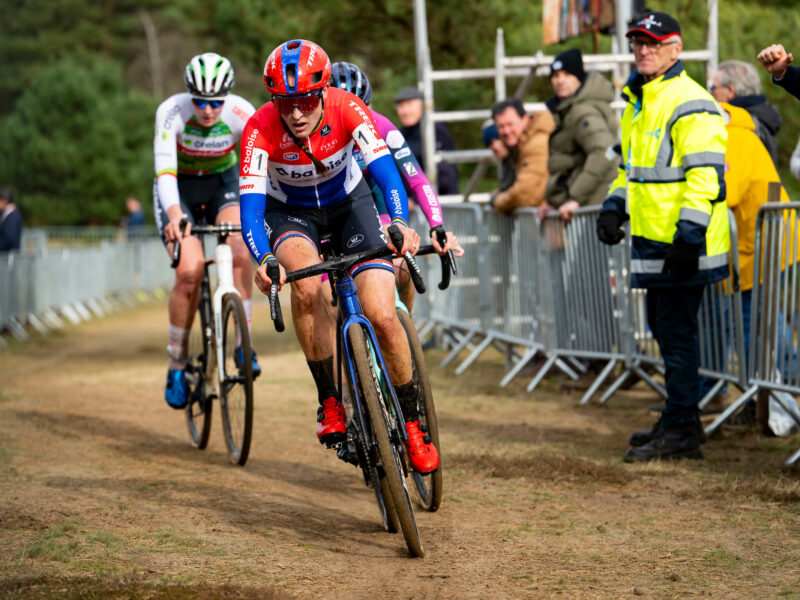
top-left (404, 421), bottom-right (440, 473)
top-left (317, 396), bottom-right (346, 445)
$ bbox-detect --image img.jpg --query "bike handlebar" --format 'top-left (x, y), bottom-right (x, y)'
top-left (267, 224), bottom-right (457, 332)
top-left (388, 227), bottom-right (426, 295)
top-left (170, 219), bottom-right (242, 269)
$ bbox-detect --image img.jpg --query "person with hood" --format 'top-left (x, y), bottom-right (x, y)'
top-left (489, 97), bottom-right (555, 215)
top-left (710, 60), bottom-right (782, 168)
top-left (544, 48), bottom-right (618, 221)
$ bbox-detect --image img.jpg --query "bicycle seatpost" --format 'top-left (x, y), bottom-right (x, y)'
top-left (388, 225), bottom-right (426, 294)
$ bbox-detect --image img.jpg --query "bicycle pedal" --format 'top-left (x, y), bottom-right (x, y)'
top-left (319, 432), bottom-right (346, 448)
top-left (336, 444), bottom-right (359, 467)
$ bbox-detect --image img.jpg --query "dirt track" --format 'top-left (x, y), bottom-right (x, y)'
top-left (1, 299), bottom-right (800, 599)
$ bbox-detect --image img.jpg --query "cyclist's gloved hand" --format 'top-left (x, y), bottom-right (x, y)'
top-left (662, 239), bottom-right (700, 279)
top-left (596, 211), bottom-right (625, 245)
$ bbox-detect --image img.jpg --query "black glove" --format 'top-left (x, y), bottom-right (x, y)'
top-left (662, 239), bottom-right (700, 279)
top-left (596, 211), bottom-right (625, 245)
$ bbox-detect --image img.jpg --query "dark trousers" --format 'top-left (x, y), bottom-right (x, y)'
top-left (646, 285), bottom-right (707, 428)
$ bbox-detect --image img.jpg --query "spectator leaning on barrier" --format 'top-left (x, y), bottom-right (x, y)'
top-left (489, 97), bottom-right (555, 216)
top-left (481, 118), bottom-right (516, 194)
top-left (544, 48), bottom-right (618, 222)
top-left (394, 86), bottom-right (460, 196)
top-left (596, 11), bottom-right (729, 463)
top-left (0, 187), bottom-right (23, 252)
top-left (710, 60), bottom-right (782, 169)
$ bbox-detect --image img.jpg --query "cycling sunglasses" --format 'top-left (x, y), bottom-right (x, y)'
top-left (191, 98), bottom-right (225, 109)
top-left (271, 89), bottom-right (323, 116)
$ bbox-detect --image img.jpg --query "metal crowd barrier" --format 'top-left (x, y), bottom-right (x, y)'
top-left (1, 232), bottom-right (174, 344)
top-left (704, 203), bottom-right (800, 465)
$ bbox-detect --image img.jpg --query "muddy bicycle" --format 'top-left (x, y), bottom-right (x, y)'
top-left (171, 220), bottom-right (254, 466)
top-left (266, 225), bottom-right (454, 557)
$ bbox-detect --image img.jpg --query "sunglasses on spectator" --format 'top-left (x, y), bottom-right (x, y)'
top-left (629, 39), bottom-right (679, 52)
top-left (271, 89), bottom-right (324, 116)
top-left (191, 98), bottom-right (225, 109)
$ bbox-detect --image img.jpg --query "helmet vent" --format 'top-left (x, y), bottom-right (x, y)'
top-left (311, 71), bottom-right (323, 85)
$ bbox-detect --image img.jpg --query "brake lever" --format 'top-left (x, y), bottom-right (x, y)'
top-left (266, 258), bottom-right (285, 332)
top-left (388, 224), bottom-right (425, 294)
top-left (170, 217), bottom-right (189, 268)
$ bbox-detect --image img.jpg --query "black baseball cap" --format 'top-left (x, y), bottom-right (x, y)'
top-left (626, 11), bottom-right (681, 40)
top-left (394, 86), bottom-right (423, 103)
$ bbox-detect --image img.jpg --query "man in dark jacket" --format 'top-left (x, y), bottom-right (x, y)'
top-left (711, 60), bottom-right (782, 168)
top-left (0, 187), bottom-right (23, 252)
top-left (757, 44), bottom-right (800, 99)
top-left (394, 86), bottom-right (460, 195)
top-left (544, 48), bottom-right (618, 221)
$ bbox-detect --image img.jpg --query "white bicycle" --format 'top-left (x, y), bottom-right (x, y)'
top-left (171, 220), bottom-right (254, 465)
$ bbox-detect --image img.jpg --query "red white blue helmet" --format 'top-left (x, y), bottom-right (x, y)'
top-left (184, 53), bottom-right (235, 98)
top-left (264, 39), bottom-right (331, 96)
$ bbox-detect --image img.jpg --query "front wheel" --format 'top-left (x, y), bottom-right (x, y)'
top-left (348, 326), bottom-right (423, 557)
top-left (219, 294), bottom-right (254, 466)
top-left (398, 309), bottom-right (443, 512)
top-left (185, 294), bottom-right (213, 449)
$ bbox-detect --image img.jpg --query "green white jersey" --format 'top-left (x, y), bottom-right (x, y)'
top-left (153, 92), bottom-right (255, 212)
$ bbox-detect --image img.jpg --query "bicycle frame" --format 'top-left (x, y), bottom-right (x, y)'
top-left (335, 275), bottom-right (410, 449)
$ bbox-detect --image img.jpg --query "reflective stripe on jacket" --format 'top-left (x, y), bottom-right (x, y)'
top-left (603, 61), bottom-right (729, 288)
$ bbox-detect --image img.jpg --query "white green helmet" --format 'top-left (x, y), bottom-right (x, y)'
top-left (184, 53), bottom-right (235, 98)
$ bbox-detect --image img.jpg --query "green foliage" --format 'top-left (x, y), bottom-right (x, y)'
top-left (0, 54), bottom-right (156, 225)
top-left (3, 1), bottom-right (800, 223)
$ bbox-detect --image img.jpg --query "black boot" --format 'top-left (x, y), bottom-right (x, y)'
top-left (624, 419), bottom-right (704, 463)
top-left (629, 415), bottom-right (707, 447)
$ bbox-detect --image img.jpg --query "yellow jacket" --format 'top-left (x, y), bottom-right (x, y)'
top-left (721, 103), bottom-right (790, 291)
top-left (602, 62), bottom-right (729, 288)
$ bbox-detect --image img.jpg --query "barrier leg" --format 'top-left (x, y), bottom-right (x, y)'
top-left (440, 328), bottom-right (478, 367)
top-left (455, 334), bottom-right (496, 375)
top-left (632, 364), bottom-right (668, 399)
top-left (698, 379), bottom-right (726, 410)
top-left (526, 354), bottom-right (559, 392)
top-left (499, 346), bottom-right (540, 387)
top-left (785, 447), bottom-right (800, 467)
top-left (704, 385), bottom-right (759, 435)
top-left (579, 359), bottom-right (617, 405)
top-left (553, 358), bottom-right (580, 380)
top-left (598, 370), bottom-right (632, 404)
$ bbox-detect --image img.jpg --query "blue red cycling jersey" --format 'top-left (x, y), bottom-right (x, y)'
top-left (239, 87), bottom-right (409, 264)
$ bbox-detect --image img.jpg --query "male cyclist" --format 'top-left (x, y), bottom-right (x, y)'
top-left (329, 61), bottom-right (464, 311)
top-left (239, 40), bottom-right (439, 473)
top-left (153, 53), bottom-right (258, 409)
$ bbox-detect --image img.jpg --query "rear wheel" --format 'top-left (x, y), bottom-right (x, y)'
top-left (398, 309), bottom-right (442, 512)
top-left (219, 294), bottom-right (254, 466)
top-left (185, 295), bottom-right (213, 449)
top-left (348, 326), bottom-right (423, 557)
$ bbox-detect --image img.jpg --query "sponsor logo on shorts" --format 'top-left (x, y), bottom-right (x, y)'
top-left (347, 234), bottom-right (365, 248)
top-left (288, 216), bottom-right (307, 226)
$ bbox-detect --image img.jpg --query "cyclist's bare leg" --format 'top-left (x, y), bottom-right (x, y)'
top-left (394, 257), bottom-right (415, 313)
top-left (355, 268), bottom-right (412, 385)
top-left (166, 236), bottom-right (205, 330)
top-left (216, 205), bottom-right (253, 302)
top-left (164, 236), bottom-right (204, 365)
top-left (274, 236), bottom-right (333, 361)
